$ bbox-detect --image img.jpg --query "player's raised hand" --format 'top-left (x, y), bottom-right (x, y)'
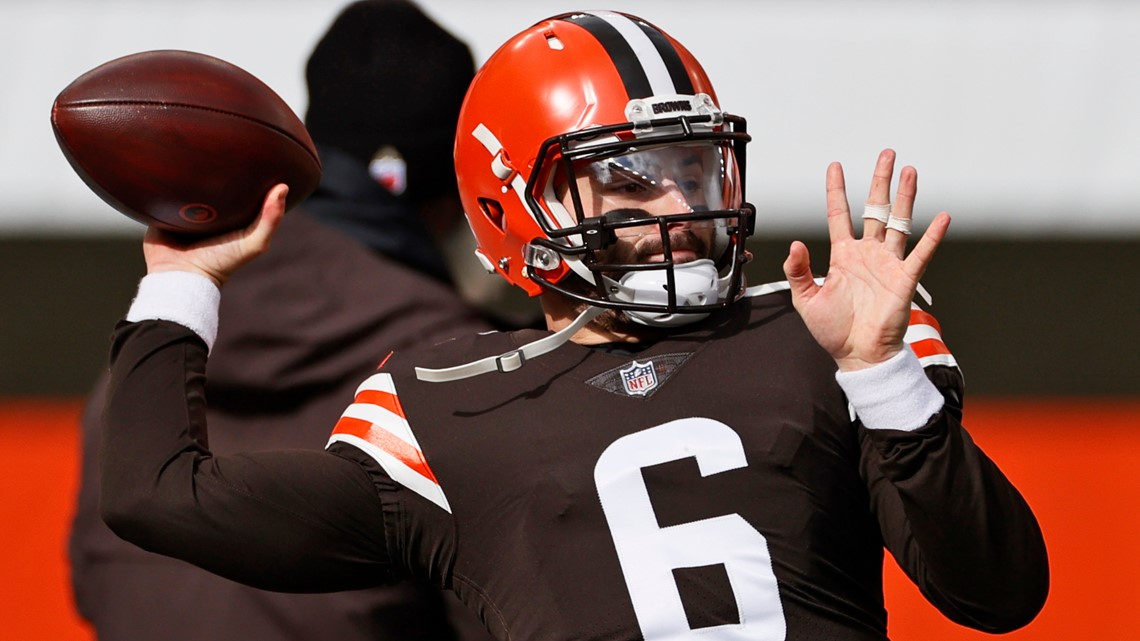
top-left (782, 149), bottom-right (951, 371)
top-left (142, 184), bottom-right (289, 288)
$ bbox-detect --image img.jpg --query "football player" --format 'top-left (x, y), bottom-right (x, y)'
top-left (100, 10), bottom-right (1048, 640)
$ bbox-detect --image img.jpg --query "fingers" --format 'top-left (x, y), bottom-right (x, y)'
top-left (244, 184), bottom-right (289, 251)
top-left (835, 150), bottom-right (941, 268)
top-left (782, 240), bottom-right (819, 306)
top-left (904, 211), bottom-right (951, 282)
top-left (862, 149), bottom-right (895, 239)
top-left (856, 149), bottom-right (917, 259)
top-left (138, 184), bottom-right (291, 289)
top-left (825, 162), bottom-right (854, 244)
top-left (884, 165), bottom-right (916, 258)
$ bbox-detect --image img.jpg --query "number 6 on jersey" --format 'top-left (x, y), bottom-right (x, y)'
top-left (595, 418), bottom-right (786, 641)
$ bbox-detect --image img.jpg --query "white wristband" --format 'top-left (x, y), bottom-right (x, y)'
top-left (126, 272), bottom-right (221, 352)
top-left (834, 347), bottom-right (944, 431)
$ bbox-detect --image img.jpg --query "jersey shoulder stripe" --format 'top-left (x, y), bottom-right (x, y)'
top-left (906, 305), bottom-right (958, 370)
top-left (326, 372), bottom-right (451, 513)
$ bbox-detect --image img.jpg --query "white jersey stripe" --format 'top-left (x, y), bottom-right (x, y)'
top-left (328, 433), bottom-right (452, 513)
top-left (341, 402), bottom-right (421, 451)
top-left (904, 324), bottom-right (944, 345)
top-left (349, 372), bottom-right (426, 449)
top-left (355, 371), bottom-right (397, 396)
top-left (917, 353), bottom-right (959, 369)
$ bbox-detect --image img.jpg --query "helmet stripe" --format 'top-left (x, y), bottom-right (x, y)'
top-left (559, 11), bottom-right (685, 99)
top-left (632, 19), bottom-right (695, 95)
top-left (561, 13), bottom-right (651, 98)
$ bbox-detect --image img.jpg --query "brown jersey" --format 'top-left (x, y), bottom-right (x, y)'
top-left (101, 292), bottom-right (1048, 641)
top-left (74, 210), bottom-right (495, 641)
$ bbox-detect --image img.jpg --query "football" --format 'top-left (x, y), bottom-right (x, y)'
top-left (51, 50), bottom-right (321, 235)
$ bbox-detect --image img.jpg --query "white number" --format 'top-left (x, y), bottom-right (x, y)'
top-left (594, 418), bottom-right (786, 641)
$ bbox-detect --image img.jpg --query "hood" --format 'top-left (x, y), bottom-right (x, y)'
top-left (302, 143), bottom-right (453, 284)
top-left (204, 173), bottom-right (490, 411)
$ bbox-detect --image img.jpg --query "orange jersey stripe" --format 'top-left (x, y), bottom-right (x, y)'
top-left (331, 415), bottom-right (439, 484)
top-left (376, 351), bottom-right (395, 370)
top-left (353, 389), bottom-right (405, 419)
top-left (911, 337), bottom-right (952, 359)
top-left (910, 309), bottom-right (943, 334)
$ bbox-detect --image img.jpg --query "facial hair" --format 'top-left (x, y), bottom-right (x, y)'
top-left (597, 225), bottom-right (713, 268)
top-left (563, 224), bottom-right (715, 335)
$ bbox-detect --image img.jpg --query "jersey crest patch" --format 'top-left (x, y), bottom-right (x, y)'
top-left (587, 352), bottom-right (691, 398)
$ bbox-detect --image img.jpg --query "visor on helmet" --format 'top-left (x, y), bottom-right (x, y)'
top-left (568, 142), bottom-right (739, 220)
top-left (521, 114), bottom-right (754, 321)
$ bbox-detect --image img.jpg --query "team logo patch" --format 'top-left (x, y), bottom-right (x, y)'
top-left (587, 353), bottom-right (691, 399)
top-left (620, 360), bottom-right (658, 396)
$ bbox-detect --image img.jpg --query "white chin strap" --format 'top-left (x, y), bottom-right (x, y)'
top-left (415, 306), bottom-right (604, 383)
top-left (613, 259), bottom-right (721, 327)
top-left (414, 260), bottom-right (723, 383)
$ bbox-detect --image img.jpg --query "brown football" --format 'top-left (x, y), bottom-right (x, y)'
top-left (51, 49), bottom-right (321, 235)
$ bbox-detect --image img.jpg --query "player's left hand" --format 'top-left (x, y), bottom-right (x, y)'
top-left (782, 149), bottom-right (951, 371)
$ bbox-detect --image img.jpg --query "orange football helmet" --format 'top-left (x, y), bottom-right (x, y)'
top-left (455, 10), bottom-right (754, 326)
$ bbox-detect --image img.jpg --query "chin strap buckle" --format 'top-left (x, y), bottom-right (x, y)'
top-left (415, 307), bottom-right (604, 383)
top-left (495, 350), bottom-right (526, 373)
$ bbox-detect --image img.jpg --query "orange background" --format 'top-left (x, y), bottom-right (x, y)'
top-left (2, 397), bottom-right (1137, 640)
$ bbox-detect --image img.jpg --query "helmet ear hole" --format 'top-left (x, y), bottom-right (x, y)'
top-left (478, 198), bottom-right (506, 231)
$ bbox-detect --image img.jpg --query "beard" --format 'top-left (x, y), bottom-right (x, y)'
top-left (599, 224), bottom-right (714, 267)
top-left (559, 224), bottom-right (717, 334)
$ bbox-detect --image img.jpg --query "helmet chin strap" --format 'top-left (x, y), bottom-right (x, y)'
top-left (415, 306), bottom-right (604, 383)
top-left (613, 259), bottom-right (722, 327)
top-left (414, 261), bottom-right (725, 383)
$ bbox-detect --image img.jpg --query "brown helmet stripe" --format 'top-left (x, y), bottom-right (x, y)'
top-left (556, 11), bottom-right (692, 99)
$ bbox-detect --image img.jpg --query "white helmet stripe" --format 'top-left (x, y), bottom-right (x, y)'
top-left (470, 122), bottom-right (533, 220)
top-left (585, 11), bottom-right (677, 97)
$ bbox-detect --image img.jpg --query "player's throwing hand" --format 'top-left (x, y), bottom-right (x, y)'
top-left (142, 184), bottom-right (290, 288)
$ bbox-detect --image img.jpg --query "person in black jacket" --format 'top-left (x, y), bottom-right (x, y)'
top-left (95, 9), bottom-right (1048, 641)
top-left (69, 2), bottom-right (497, 640)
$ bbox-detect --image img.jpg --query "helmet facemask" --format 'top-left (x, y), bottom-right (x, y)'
top-left (523, 109), bottom-right (755, 327)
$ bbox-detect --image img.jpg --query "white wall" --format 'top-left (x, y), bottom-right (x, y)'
top-left (3, 0), bottom-right (1137, 236)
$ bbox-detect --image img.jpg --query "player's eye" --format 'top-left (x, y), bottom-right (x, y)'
top-left (617, 181), bottom-right (648, 194)
top-left (600, 177), bottom-right (650, 196)
top-left (678, 179), bottom-right (702, 195)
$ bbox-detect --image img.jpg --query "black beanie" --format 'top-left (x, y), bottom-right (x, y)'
top-left (304, 0), bottom-right (475, 207)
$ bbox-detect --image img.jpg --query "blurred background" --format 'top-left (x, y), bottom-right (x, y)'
top-left (1, 1), bottom-right (1137, 639)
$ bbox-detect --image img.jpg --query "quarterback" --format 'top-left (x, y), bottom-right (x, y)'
top-left (101, 10), bottom-right (1048, 640)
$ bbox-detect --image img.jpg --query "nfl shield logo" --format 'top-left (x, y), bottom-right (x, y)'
top-left (619, 360), bottom-right (658, 397)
